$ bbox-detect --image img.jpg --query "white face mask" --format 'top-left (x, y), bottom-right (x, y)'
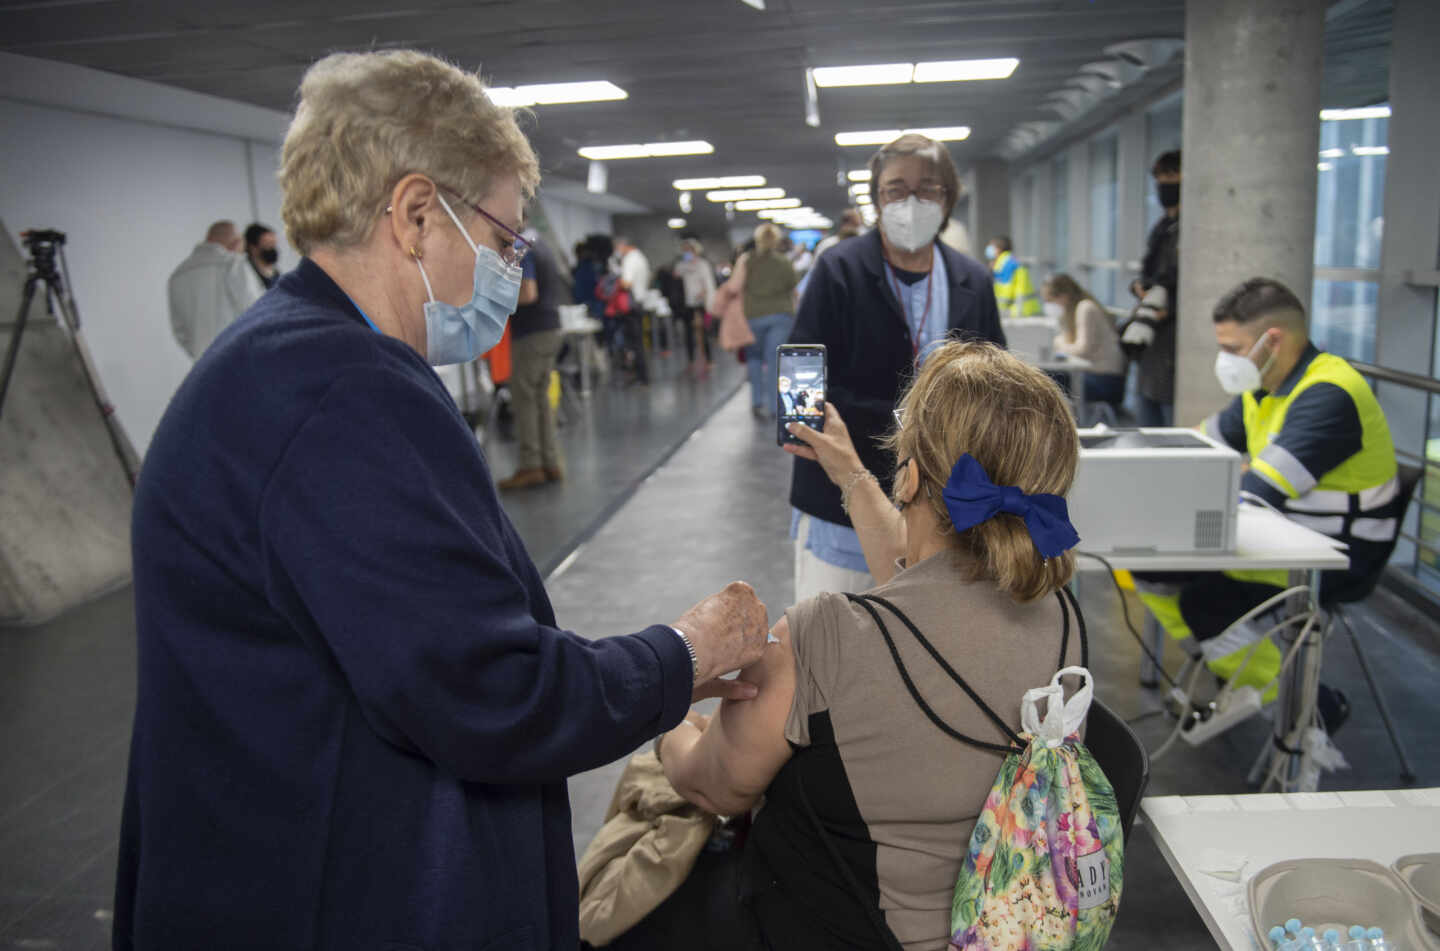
top-left (1043, 301), bottom-right (1065, 321)
top-left (1214, 333), bottom-right (1275, 395)
top-left (881, 196), bottom-right (945, 253)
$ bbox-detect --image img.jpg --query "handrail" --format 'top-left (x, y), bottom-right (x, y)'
top-left (1352, 360), bottom-right (1440, 396)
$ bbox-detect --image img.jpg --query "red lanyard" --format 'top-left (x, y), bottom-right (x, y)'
top-left (886, 265), bottom-right (933, 357)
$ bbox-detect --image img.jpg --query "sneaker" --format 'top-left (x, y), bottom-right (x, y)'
top-left (1317, 684), bottom-right (1351, 736)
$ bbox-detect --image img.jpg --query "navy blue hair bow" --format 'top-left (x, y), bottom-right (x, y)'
top-left (940, 454), bottom-right (1080, 559)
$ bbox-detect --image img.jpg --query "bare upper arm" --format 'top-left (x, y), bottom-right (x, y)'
top-left (677, 616), bottom-right (797, 812)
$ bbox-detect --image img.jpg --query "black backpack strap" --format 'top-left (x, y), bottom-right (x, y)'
top-left (846, 593), bottom-right (1021, 754)
top-left (1059, 584), bottom-right (1090, 669)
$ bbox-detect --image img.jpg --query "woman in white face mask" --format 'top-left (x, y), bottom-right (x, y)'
top-left (783, 133), bottom-right (1007, 603)
top-left (1043, 272), bottom-right (1128, 418)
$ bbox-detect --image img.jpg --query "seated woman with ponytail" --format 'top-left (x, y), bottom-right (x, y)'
top-left (639, 341), bottom-right (1087, 951)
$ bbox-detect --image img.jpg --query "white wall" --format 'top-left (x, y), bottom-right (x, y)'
top-left (1, 53), bottom-right (291, 453)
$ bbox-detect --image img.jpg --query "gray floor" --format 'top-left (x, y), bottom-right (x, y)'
top-left (2, 355), bottom-right (1437, 950)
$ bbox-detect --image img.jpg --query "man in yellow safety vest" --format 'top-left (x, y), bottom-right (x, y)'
top-left (1135, 277), bottom-right (1399, 733)
top-left (985, 236), bottom-right (1042, 318)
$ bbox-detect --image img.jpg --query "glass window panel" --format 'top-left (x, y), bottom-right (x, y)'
top-left (1088, 268), bottom-right (1118, 309)
top-left (1314, 107), bottom-right (1388, 269)
top-left (1089, 134), bottom-right (1118, 263)
top-left (1028, 173), bottom-right (1042, 265)
top-left (1310, 278), bottom-right (1378, 362)
top-left (1052, 155), bottom-right (1069, 270)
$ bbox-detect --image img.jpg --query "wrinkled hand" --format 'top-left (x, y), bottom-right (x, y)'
top-left (781, 403), bottom-right (866, 487)
top-left (672, 581), bottom-right (769, 702)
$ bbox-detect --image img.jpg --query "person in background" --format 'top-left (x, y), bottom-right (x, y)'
top-left (985, 235), bottom-right (1041, 318)
top-left (1135, 277), bottom-right (1399, 731)
top-left (167, 219), bottom-right (262, 361)
top-left (498, 232), bottom-right (565, 491)
top-left (244, 223), bottom-right (281, 290)
top-left (1124, 149), bottom-right (1182, 426)
top-left (739, 223), bottom-right (798, 418)
top-left (1043, 272), bottom-right (1127, 414)
top-left (787, 132), bottom-right (1005, 602)
top-left (811, 208), bottom-right (862, 263)
top-left (116, 49), bottom-right (770, 951)
top-left (614, 235), bottom-right (652, 385)
top-left (673, 236), bottom-right (717, 378)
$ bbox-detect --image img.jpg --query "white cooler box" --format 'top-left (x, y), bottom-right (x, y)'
top-left (1070, 428), bottom-right (1244, 554)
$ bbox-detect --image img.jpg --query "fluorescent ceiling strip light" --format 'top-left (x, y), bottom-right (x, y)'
top-left (1318, 148), bottom-right (1345, 159)
top-left (673, 175), bottom-right (766, 190)
top-left (854, 194), bottom-right (873, 205)
top-left (1320, 106), bottom-right (1390, 120)
top-left (1352, 145), bottom-right (1389, 156)
top-left (834, 126), bottom-right (970, 146)
top-left (705, 187), bottom-right (786, 202)
top-left (1317, 162), bottom-right (1334, 171)
top-left (847, 182), bottom-right (869, 195)
top-left (487, 81), bottom-right (627, 107)
top-left (811, 63), bottom-right (914, 87)
top-left (736, 197), bottom-right (801, 210)
top-left (579, 140), bottom-right (714, 160)
top-left (667, 218), bottom-right (687, 229)
top-left (847, 169), bottom-right (872, 182)
top-left (913, 58), bottom-right (1019, 82)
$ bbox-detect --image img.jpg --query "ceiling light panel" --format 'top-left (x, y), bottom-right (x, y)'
top-left (705, 187), bottom-right (786, 202)
top-left (668, 218), bottom-right (687, 229)
top-left (673, 175), bottom-right (766, 190)
top-left (736, 197), bottom-right (802, 210)
top-left (847, 170), bottom-right (872, 182)
top-left (811, 63), bottom-right (914, 88)
top-left (913, 58), bottom-right (1019, 83)
top-left (834, 126), bottom-right (970, 147)
top-left (487, 81), bottom-right (627, 107)
top-left (1320, 106), bottom-right (1390, 121)
top-left (578, 141), bottom-right (714, 160)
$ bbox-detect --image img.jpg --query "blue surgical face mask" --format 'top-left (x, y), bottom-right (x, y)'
top-left (984, 244), bottom-right (998, 261)
top-left (414, 194), bottom-right (522, 366)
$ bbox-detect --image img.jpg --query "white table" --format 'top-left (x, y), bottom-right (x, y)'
top-left (1140, 787), bottom-right (1440, 950)
top-left (1075, 505), bottom-right (1350, 789)
top-left (559, 306), bottom-right (605, 398)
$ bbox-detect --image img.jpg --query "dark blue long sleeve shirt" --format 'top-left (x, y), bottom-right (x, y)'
top-left (115, 258), bottom-right (692, 951)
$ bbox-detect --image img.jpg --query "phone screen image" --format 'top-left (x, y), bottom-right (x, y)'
top-left (777, 345), bottom-right (826, 445)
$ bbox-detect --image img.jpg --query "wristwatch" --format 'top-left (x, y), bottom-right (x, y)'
top-left (670, 626), bottom-right (699, 684)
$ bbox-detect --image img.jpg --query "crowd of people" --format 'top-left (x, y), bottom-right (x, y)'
top-left (128, 49), bottom-right (1399, 951)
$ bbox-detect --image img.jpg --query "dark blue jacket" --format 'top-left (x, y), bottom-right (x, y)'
top-left (116, 259), bottom-right (691, 951)
top-left (787, 230), bottom-right (1005, 526)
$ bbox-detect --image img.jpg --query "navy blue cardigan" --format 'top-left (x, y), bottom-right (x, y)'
top-left (115, 259), bottom-right (692, 951)
top-left (788, 230), bottom-right (1005, 526)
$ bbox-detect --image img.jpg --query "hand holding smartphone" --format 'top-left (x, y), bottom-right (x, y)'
top-left (776, 344), bottom-right (826, 446)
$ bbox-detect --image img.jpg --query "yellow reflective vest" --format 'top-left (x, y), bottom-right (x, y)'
top-left (991, 251), bottom-right (1041, 318)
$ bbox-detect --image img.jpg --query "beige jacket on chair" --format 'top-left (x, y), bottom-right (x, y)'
top-left (576, 751), bottom-right (716, 946)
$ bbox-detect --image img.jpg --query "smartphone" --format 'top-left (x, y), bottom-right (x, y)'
top-left (777, 344), bottom-right (826, 446)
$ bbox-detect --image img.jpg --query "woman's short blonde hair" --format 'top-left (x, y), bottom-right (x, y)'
top-left (887, 341), bottom-right (1079, 602)
top-left (279, 50), bottom-right (541, 255)
top-left (753, 223), bottom-right (783, 254)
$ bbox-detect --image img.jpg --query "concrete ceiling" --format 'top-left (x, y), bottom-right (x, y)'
top-left (1, 0), bottom-right (1391, 232)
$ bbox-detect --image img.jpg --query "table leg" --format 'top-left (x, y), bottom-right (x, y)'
top-left (579, 334), bottom-right (593, 398)
top-left (1140, 612), bottom-right (1164, 688)
top-left (1267, 569), bottom-right (1323, 791)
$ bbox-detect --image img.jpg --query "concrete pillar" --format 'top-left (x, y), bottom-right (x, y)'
top-left (1371, 0), bottom-right (1440, 569)
top-left (1115, 110), bottom-right (1148, 287)
top-left (966, 159), bottom-right (1011, 253)
top-left (1174, 0), bottom-right (1326, 424)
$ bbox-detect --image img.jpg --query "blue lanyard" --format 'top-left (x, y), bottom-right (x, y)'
top-left (347, 295), bottom-right (381, 334)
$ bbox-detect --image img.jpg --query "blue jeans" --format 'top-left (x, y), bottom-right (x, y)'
top-left (746, 313), bottom-right (794, 411)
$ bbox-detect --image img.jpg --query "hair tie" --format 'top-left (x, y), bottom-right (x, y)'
top-left (940, 454), bottom-right (1079, 559)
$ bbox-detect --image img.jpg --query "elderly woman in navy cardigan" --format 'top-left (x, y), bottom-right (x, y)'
top-left (115, 50), bottom-right (768, 951)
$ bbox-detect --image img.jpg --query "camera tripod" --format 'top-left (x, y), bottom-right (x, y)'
top-left (0, 229), bottom-right (138, 487)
